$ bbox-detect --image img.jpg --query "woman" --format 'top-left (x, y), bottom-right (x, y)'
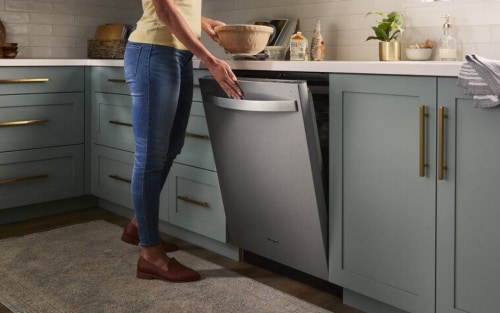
top-left (121, 0), bottom-right (242, 283)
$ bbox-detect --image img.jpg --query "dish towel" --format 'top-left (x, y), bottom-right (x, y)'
top-left (457, 54), bottom-right (500, 108)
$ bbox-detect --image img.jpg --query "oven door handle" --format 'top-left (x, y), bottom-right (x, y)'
top-left (209, 95), bottom-right (297, 112)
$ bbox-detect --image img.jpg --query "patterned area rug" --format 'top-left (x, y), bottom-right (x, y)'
top-left (0, 220), bottom-right (333, 313)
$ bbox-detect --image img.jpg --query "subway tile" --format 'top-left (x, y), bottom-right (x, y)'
top-left (0, 0), bottom-right (498, 60)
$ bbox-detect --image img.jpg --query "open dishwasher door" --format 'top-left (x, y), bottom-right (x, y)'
top-left (200, 76), bottom-right (328, 280)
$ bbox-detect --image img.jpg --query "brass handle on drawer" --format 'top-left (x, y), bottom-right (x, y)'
top-left (185, 132), bottom-right (209, 140)
top-left (419, 105), bottom-right (429, 177)
top-left (0, 118), bottom-right (49, 127)
top-left (0, 174), bottom-right (49, 186)
top-left (108, 78), bottom-right (126, 83)
top-left (109, 174), bottom-right (131, 184)
top-left (177, 195), bottom-right (210, 208)
top-left (109, 120), bottom-right (132, 127)
top-left (0, 78), bottom-right (49, 84)
top-left (437, 107), bottom-right (448, 180)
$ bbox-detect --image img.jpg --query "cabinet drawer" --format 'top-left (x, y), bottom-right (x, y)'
top-left (0, 145), bottom-right (84, 209)
top-left (91, 67), bottom-right (130, 95)
top-left (91, 145), bottom-right (169, 213)
top-left (91, 145), bottom-right (134, 209)
top-left (0, 67), bottom-right (84, 94)
top-left (0, 93), bottom-right (84, 151)
top-left (190, 100), bottom-right (205, 117)
top-left (92, 93), bottom-right (134, 152)
top-left (176, 114), bottom-right (215, 171)
top-left (167, 163), bottom-right (226, 242)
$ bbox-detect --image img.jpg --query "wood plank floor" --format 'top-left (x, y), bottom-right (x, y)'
top-left (0, 207), bottom-right (363, 313)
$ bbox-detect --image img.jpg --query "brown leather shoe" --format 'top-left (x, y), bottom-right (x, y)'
top-left (136, 256), bottom-right (200, 282)
top-left (121, 222), bottom-right (179, 252)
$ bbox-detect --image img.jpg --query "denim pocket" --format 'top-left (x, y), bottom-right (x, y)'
top-left (124, 43), bottom-right (142, 82)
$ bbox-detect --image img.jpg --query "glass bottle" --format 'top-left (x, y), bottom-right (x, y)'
top-left (439, 15), bottom-right (457, 61)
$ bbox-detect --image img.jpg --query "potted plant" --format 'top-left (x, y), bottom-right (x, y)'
top-left (366, 11), bottom-right (404, 61)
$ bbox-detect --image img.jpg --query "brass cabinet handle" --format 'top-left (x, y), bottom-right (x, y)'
top-left (419, 105), bottom-right (429, 177)
top-left (0, 118), bottom-right (49, 127)
top-left (0, 78), bottom-right (49, 84)
top-left (437, 107), bottom-right (448, 180)
top-left (177, 195), bottom-right (210, 208)
top-left (109, 120), bottom-right (132, 127)
top-left (0, 174), bottom-right (49, 186)
top-left (108, 174), bottom-right (131, 184)
top-left (185, 132), bottom-right (209, 140)
top-left (108, 78), bottom-right (126, 83)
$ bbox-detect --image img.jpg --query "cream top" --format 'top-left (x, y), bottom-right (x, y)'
top-left (128, 0), bottom-right (202, 50)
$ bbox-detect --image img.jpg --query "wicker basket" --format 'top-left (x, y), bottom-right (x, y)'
top-left (87, 39), bottom-right (125, 59)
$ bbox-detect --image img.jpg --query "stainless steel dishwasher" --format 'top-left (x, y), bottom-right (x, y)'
top-left (200, 76), bottom-right (328, 280)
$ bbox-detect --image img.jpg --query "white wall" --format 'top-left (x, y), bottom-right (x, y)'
top-left (202, 0), bottom-right (500, 61)
top-left (0, 0), bottom-right (141, 58)
top-left (0, 0), bottom-right (498, 60)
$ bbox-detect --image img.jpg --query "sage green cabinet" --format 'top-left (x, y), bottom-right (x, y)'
top-left (331, 74), bottom-right (500, 313)
top-left (166, 69), bottom-right (227, 242)
top-left (90, 67), bottom-right (135, 209)
top-left (0, 67), bottom-right (85, 210)
top-left (89, 67), bottom-right (226, 243)
top-left (330, 74), bottom-right (437, 313)
top-left (436, 78), bottom-right (500, 313)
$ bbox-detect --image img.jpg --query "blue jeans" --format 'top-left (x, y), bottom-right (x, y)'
top-left (124, 42), bottom-right (194, 247)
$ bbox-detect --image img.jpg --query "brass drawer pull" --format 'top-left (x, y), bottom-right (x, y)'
top-left (0, 118), bottom-right (49, 127)
top-left (185, 132), bottom-right (209, 140)
top-left (108, 78), bottom-right (126, 83)
top-left (109, 120), bottom-right (132, 127)
top-left (419, 105), bottom-right (429, 177)
top-left (109, 174), bottom-right (131, 184)
top-left (177, 195), bottom-right (210, 208)
top-left (0, 78), bottom-right (49, 84)
top-left (0, 174), bottom-right (49, 186)
top-left (437, 107), bottom-right (448, 180)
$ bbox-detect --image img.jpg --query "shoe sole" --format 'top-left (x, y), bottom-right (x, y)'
top-left (136, 271), bottom-right (200, 283)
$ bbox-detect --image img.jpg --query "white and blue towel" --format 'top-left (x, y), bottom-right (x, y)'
top-left (457, 54), bottom-right (500, 108)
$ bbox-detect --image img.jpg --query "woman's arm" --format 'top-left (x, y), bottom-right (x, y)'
top-left (152, 0), bottom-right (242, 99)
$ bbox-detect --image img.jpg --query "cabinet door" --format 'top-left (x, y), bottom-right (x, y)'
top-left (92, 93), bottom-right (134, 152)
top-left (166, 163), bottom-right (226, 242)
top-left (0, 93), bottom-right (84, 151)
top-left (0, 145), bottom-right (84, 209)
top-left (437, 78), bottom-right (500, 313)
top-left (330, 74), bottom-right (436, 313)
top-left (0, 67), bottom-right (84, 94)
top-left (91, 67), bottom-right (129, 95)
top-left (91, 145), bottom-right (134, 209)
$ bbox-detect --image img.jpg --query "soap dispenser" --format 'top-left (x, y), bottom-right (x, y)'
top-left (439, 14), bottom-right (457, 61)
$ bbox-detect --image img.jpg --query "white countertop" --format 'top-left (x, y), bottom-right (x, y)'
top-left (0, 58), bottom-right (463, 77)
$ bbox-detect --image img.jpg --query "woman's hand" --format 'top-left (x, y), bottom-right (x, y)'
top-left (204, 57), bottom-right (243, 100)
top-left (201, 16), bottom-right (225, 43)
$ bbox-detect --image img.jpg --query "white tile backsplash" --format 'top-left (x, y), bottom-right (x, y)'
top-left (0, 0), bottom-right (498, 60)
top-left (202, 0), bottom-right (500, 61)
top-left (0, 0), bottom-right (141, 58)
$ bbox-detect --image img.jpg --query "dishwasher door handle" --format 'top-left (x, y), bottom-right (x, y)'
top-left (209, 95), bottom-right (298, 112)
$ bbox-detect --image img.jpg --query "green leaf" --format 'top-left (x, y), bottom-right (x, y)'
top-left (365, 11), bottom-right (404, 42)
